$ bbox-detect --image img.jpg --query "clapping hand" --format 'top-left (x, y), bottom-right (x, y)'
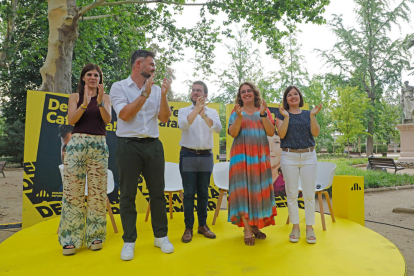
top-left (235, 104), bottom-right (243, 118)
top-left (161, 77), bottom-right (172, 95)
top-left (310, 103), bottom-right (322, 116)
top-left (279, 106), bottom-right (289, 118)
top-left (97, 84), bottom-right (104, 105)
top-left (196, 96), bottom-right (207, 115)
top-left (145, 74), bottom-right (155, 96)
top-left (83, 84), bottom-right (93, 106)
top-left (260, 99), bottom-right (268, 116)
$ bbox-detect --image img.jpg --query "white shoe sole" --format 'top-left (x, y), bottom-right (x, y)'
top-left (120, 254), bottom-right (134, 261)
top-left (154, 243), bottom-right (174, 253)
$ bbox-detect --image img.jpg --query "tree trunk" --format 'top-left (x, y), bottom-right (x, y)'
top-left (348, 138), bottom-right (350, 159)
top-left (39, 0), bottom-right (79, 93)
top-left (367, 105), bottom-right (374, 156)
top-left (0, 0), bottom-right (18, 67)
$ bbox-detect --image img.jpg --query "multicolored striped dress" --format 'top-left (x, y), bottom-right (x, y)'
top-left (228, 108), bottom-right (277, 228)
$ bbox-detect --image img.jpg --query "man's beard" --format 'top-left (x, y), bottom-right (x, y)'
top-left (141, 71), bottom-right (152, 78)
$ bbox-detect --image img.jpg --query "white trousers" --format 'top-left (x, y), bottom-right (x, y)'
top-left (280, 150), bottom-right (317, 225)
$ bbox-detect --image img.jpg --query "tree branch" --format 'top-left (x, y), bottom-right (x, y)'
top-left (79, 0), bottom-right (107, 16)
top-left (99, 1), bottom-right (206, 7)
top-left (14, 8), bottom-right (38, 55)
top-left (83, 9), bottom-right (128, 20)
top-left (80, 0), bottom-right (270, 17)
top-left (373, 0), bottom-right (405, 37)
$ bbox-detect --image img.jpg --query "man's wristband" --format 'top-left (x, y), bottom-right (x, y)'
top-left (80, 105), bottom-right (87, 110)
top-left (141, 91), bottom-right (150, 98)
top-left (260, 112), bottom-right (267, 117)
top-left (202, 114), bottom-right (208, 120)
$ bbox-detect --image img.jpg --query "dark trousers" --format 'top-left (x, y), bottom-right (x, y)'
top-left (116, 137), bottom-right (168, 242)
top-left (179, 149), bottom-right (213, 229)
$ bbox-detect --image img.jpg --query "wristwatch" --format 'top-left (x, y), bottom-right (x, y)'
top-left (141, 91), bottom-right (150, 98)
top-left (97, 100), bottom-right (105, 107)
top-left (260, 112), bottom-right (267, 117)
top-left (202, 114), bottom-right (208, 120)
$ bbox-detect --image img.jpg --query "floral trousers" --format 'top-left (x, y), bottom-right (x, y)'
top-left (58, 133), bottom-right (109, 248)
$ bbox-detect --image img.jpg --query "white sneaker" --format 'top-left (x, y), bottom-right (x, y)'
top-left (120, 242), bottom-right (135, 261)
top-left (154, 236), bottom-right (174, 254)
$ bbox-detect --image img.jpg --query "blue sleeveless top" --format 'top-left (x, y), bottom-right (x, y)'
top-left (275, 109), bottom-right (315, 149)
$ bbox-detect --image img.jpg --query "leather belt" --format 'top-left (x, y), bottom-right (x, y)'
top-left (282, 147), bottom-right (315, 153)
top-left (127, 137), bottom-right (157, 142)
top-left (181, 147), bottom-right (212, 155)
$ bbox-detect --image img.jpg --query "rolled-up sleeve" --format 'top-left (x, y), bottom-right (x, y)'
top-left (178, 107), bottom-right (191, 130)
top-left (209, 109), bottom-right (222, 133)
top-left (110, 82), bottom-right (128, 116)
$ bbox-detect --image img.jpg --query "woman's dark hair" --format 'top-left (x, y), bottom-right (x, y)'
top-left (75, 64), bottom-right (103, 94)
top-left (235, 81), bottom-right (262, 107)
top-left (282, 85), bottom-right (304, 110)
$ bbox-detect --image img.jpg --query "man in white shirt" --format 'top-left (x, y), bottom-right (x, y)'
top-left (178, 81), bottom-right (222, 243)
top-left (110, 50), bottom-right (173, 261)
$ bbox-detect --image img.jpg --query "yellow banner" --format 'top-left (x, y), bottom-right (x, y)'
top-left (23, 91), bottom-right (220, 228)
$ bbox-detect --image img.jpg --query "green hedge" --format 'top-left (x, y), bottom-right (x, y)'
top-left (361, 144), bottom-right (388, 153)
top-left (321, 158), bottom-right (414, 188)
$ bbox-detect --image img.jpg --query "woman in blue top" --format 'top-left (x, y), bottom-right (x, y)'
top-left (275, 86), bottom-right (322, 244)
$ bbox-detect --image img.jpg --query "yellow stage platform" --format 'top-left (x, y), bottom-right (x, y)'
top-left (0, 208), bottom-right (406, 276)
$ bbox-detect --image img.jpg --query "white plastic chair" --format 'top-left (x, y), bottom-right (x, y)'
top-left (145, 162), bottom-right (184, 221)
top-left (286, 161), bottom-right (337, 231)
top-left (57, 164), bottom-right (118, 233)
top-left (212, 162), bottom-right (230, 225)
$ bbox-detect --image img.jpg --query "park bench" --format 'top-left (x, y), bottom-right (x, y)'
top-left (0, 161), bottom-right (6, 177)
top-left (349, 151), bottom-right (361, 157)
top-left (368, 157), bottom-right (405, 174)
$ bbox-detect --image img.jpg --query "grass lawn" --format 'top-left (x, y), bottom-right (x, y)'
top-left (319, 158), bottom-right (414, 188)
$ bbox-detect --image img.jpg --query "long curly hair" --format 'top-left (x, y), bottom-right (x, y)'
top-left (75, 64), bottom-right (103, 95)
top-left (235, 81), bottom-right (262, 107)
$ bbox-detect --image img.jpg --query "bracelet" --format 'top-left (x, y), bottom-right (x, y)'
top-left (80, 105), bottom-right (87, 110)
top-left (97, 100), bottom-right (105, 107)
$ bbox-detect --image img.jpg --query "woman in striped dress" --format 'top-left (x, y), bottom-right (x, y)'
top-left (228, 82), bottom-right (277, 246)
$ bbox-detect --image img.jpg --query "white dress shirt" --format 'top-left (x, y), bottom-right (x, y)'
top-left (110, 76), bottom-right (161, 138)
top-left (178, 104), bottom-right (222, 150)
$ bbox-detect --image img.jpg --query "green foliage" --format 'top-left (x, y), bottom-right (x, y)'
top-left (361, 143), bottom-right (389, 153)
top-left (275, 30), bottom-right (308, 89)
top-left (321, 159), bottom-right (414, 188)
top-left (326, 142), bottom-right (345, 154)
top-left (0, 1), bottom-right (47, 163)
top-left (210, 29), bottom-right (275, 105)
top-left (316, 0), bottom-right (413, 155)
top-left (0, 0), bottom-right (331, 162)
top-left (331, 86), bottom-right (372, 156)
top-left (302, 75), bottom-right (335, 149)
top-left (205, 0), bottom-right (330, 58)
top-left (0, 120), bottom-right (25, 163)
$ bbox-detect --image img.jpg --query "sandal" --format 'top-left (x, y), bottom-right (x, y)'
top-left (289, 228), bottom-right (300, 243)
top-left (62, 245), bottom-right (76, 256)
top-left (251, 227), bottom-right (266, 240)
top-left (243, 230), bottom-right (255, 246)
top-left (90, 240), bottom-right (103, 251)
top-left (306, 229), bottom-right (316, 244)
